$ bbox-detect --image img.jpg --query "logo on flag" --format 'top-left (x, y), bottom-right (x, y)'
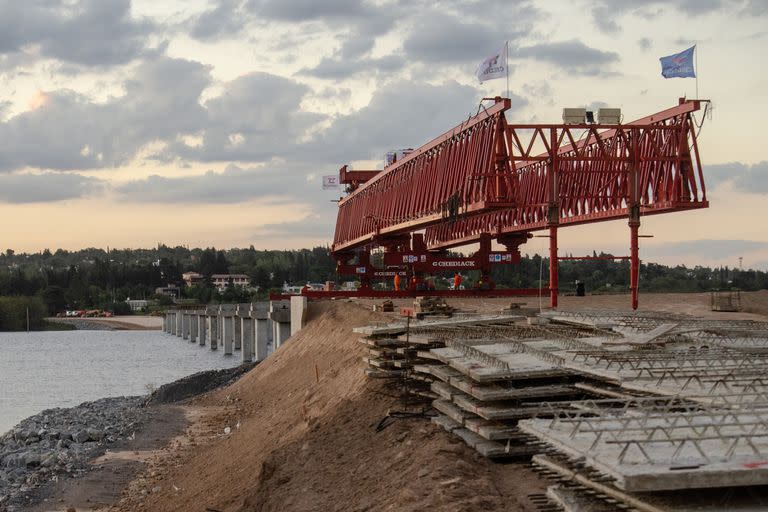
top-left (322, 175), bottom-right (340, 190)
top-left (660, 46), bottom-right (696, 78)
top-left (476, 44), bottom-right (507, 83)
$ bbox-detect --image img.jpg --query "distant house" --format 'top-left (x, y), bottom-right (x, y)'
top-left (182, 272), bottom-right (205, 287)
top-left (125, 299), bottom-right (149, 312)
top-left (155, 284), bottom-right (180, 298)
top-left (211, 274), bottom-right (251, 292)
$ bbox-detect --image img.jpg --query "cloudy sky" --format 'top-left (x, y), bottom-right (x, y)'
top-left (1, 0), bottom-right (766, 269)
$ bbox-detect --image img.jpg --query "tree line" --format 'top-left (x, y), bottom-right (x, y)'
top-left (0, 246), bottom-right (765, 321)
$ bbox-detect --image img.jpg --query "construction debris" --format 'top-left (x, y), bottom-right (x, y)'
top-left (412, 296), bottom-right (454, 319)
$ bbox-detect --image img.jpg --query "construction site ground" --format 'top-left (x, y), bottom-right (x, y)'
top-left (50, 291), bottom-right (768, 512)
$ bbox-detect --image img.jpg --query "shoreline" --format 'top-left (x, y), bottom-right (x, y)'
top-left (0, 363), bottom-right (255, 511)
top-left (46, 316), bottom-right (163, 331)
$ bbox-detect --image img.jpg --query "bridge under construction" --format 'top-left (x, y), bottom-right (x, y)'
top-left (310, 97), bottom-right (709, 309)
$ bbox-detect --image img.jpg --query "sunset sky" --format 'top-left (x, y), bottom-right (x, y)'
top-left (0, 0), bottom-right (766, 270)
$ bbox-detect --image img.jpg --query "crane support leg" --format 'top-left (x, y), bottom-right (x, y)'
top-left (549, 224), bottom-right (558, 308)
top-left (629, 210), bottom-right (640, 310)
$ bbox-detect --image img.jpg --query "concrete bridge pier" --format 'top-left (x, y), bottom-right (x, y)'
top-left (237, 304), bottom-right (254, 363)
top-left (175, 311), bottom-right (182, 337)
top-left (241, 315), bottom-right (254, 362)
top-left (222, 314), bottom-right (234, 355)
top-left (234, 313), bottom-right (242, 351)
top-left (290, 296), bottom-right (308, 336)
top-left (269, 300), bottom-right (291, 349)
top-left (198, 312), bottom-right (207, 346)
top-left (190, 312), bottom-right (198, 343)
top-left (182, 313), bottom-right (190, 340)
top-left (208, 314), bottom-right (218, 350)
top-left (252, 304), bottom-right (271, 361)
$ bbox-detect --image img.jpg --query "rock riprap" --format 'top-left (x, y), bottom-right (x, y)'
top-left (0, 396), bottom-right (146, 510)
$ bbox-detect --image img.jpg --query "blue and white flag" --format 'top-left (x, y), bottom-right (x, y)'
top-left (660, 46), bottom-right (696, 78)
top-left (476, 44), bottom-right (507, 83)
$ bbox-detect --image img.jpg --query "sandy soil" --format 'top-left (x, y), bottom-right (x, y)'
top-left (79, 316), bottom-right (163, 330)
top-left (108, 301), bottom-right (547, 512)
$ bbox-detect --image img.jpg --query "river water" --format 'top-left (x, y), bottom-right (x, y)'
top-left (0, 330), bottom-right (240, 434)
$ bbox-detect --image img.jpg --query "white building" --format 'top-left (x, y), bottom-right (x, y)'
top-left (211, 274), bottom-right (251, 292)
top-left (125, 299), bottom-right (149, 311)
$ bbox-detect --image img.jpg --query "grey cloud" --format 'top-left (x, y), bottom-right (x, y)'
top-left (403, 14), bottom-right (507, 64)
top-left (251, 0), bottom-right (378, 23)
top-left (0, 59), bottom-right (322, 172)
top-left (300, 54), bottom-right (406, 80)
top-left (743, 0), bottom-right (768, 15)
top-left (706, 161), bottom-right (768, 194)
top-left (305, 80), bottom-right (528, 164)
top-left (0, 0), bottom-right (155, 67)
top-left (0, 172), bottom-right (102, 203)
top-left (190, 0), bottom-right (247, 40)
top-left (638, 37), bottom-right (652, 51)
top-left (0, 56), bottom-right (210, 172)
top-left (164, 72), bottom-right (325, 163)
top-left (115, 163), bottom-right (319, 205)
top-left (589, 0), bottom-right (724, 33)
top-left (514, 40), bottom-right (620, 76)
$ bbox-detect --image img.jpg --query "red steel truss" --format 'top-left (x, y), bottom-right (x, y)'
top-left (331, 97), bottom-right (708, 309)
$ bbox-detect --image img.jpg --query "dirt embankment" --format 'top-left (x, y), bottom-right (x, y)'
top-left (110, 291), bottom-right (768, 512)
top-left (111, 301), bottom-right (546, 512)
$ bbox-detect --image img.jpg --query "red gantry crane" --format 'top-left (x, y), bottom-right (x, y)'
top-left (321, 97), bottom-right (707, 309)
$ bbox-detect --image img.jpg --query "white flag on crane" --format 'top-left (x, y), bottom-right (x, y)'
top-left (476, 43), bottom-right (508, 83)
top-left (322, 175), bottom-right (340, 190)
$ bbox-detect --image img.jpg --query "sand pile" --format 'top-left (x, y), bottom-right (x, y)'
top-left (113, 300), bottom-right (545, 512)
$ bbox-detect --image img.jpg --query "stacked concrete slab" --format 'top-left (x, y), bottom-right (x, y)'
top-left (357, 308), bottom-right (768, 510)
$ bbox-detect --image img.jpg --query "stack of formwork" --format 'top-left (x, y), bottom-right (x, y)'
top-left (406, 321), bottom-right (620, 459)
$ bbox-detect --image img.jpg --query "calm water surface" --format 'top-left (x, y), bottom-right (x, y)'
top-left (0, 330), bottom-right (240, 434)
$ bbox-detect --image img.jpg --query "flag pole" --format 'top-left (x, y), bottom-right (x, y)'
top-left (505, 40), bottom-right (509, 99)
top-left (695, 43), bottom-right (699, 98)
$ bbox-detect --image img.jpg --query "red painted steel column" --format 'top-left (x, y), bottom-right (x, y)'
top-left (628, 127), bottom-right (640, 310)
top-left (548, 127), bottom-right (559, 309)
top-left (629, 219), bottom-right (639, 310)
top-left (549, 224), bottom-right (558, 308)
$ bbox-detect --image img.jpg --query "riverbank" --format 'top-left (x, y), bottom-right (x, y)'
top-left (46, 316), bottom-right (163, 331)
top-left (0, 364), bottom-right (254, 511)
